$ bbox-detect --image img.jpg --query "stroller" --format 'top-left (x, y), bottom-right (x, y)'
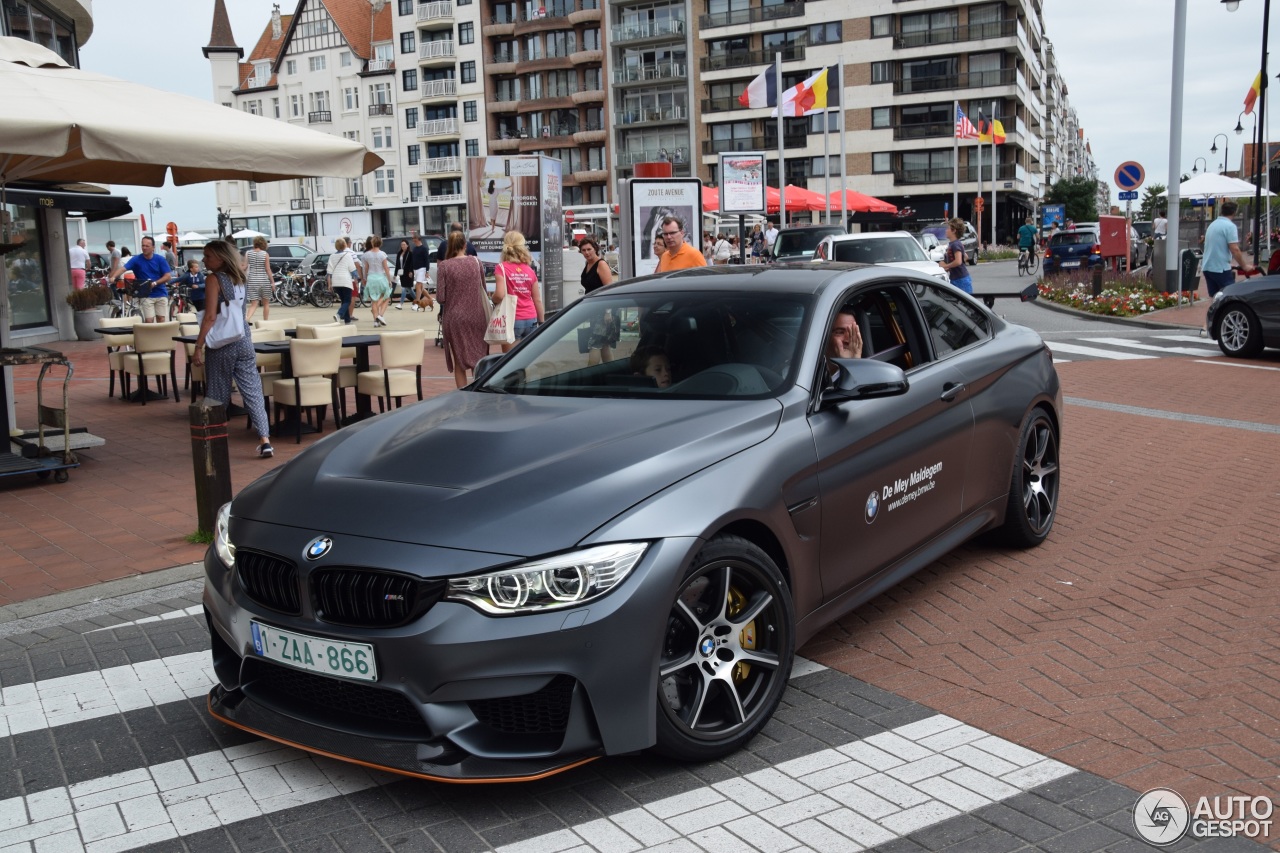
top-left (435, 302), bottom-right (444, 348)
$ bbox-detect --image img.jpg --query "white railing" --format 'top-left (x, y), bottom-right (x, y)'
top-left (246, 74), bottom-right (271, 89)
top-left (615, 19), bottom-right (685, 42)
top-left (424, 192), bottom-right (466, 205)
top-left (611, 62), bottom-right (686, 84)
top-left (366, 59), bottom-right (393, 72)
top-left (417, 118), bottom-right (460, 137)
top-left (420, 156), bottom-right (462, 174)
top-left (420, 79), bottom-right (459, 98)
top-left (417, 0), bottom-right (453, 22)
top-left (419, 41), bottom-right (456, 60)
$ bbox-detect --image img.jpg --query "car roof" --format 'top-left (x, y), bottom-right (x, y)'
top-left (600, 262), bottom-right (918, 297)
top-left (825, 231), bottom-right (917, 242)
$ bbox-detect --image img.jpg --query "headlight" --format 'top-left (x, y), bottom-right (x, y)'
top-left (214, 502), bottom-right (236, 568)
top-left (446, 543), bottom-right (648, 615)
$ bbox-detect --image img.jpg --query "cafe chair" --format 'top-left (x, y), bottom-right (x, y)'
top-left (357, 330), bottom-right (425, 412)
top-left (271, 337), bottom-right (341, 444)
top-left (173, 312), bottom-right (198, 324)
top-left (252, 326), bottom-right (286, 373)
top-left (101, 315), bottom-right (141, 399)
top-left (179, 322), bottom-right (203, 396)
top-left (298, 322), bottom-right (377, 421)
top-left (120, 321), bottom-right (181, 404)
top-left (254, 317), bottom-right (297, 332)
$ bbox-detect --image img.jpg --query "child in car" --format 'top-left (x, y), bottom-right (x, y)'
top-left (630, 345), bottom-right (672, 389)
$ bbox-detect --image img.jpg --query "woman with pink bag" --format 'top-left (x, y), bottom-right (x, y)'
top-left (494, 230), bottom-right (544, 353)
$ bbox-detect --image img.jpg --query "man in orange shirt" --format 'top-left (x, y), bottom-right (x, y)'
top-left (655, 216), bottom-right (707, 272)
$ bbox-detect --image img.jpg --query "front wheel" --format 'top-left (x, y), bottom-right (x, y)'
top-left (994, 407), bottom-right (1059, 548)
top-left (310, 284), bottom-right (335, 308)
top-left (1026, 251), bottom-right (1039, 275)
top-left (653, 535), bottom-right (794, 762)
top-left (1215, 304), bottom-right (1264, 358)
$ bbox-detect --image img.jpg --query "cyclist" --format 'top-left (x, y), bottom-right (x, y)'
top-left (1017, 216), bottom-right (1038, 268)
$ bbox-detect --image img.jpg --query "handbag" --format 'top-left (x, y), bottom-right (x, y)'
top-left (484, 263), bottom-right (517, 345)
top-left (206, 279), bottom-right (246, 350)
top-left (474, 257), bottom-right (495, 322)
top-left (130, 278), bottom-right (154, 299)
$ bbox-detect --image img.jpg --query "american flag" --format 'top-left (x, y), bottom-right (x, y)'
top-left (955, 106), bottom-right (979, 139)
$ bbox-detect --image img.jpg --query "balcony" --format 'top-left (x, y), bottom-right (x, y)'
top-left (488, 50), bottom-right (518, 74)
top-left (307, 111), bottom-right (331, 124)
top-left (701, 44), bottom-right (804, 74)
top-left (420, 156), bottom-right (463, 174)
top-left (483, 16), bottom-right (516, 37)
top-left (244, 73), bottom-right (271, 89)
top-left (366, 59), bottom-right (394, 72)
top-left (573, 128), bottom-right (607, 145)
top-left (701, 95), bottom-right (743, 114)
top-left (487, 96), bottom-right (519, 113)
top-left (290, 198), bottom-right (311, 210)
top-left (613, 18), bottom-right (686, 44)
top-left (571, 86), bottom-right (605, 104)
top-left (699, 1), bottom-right (803, 30)
top-left (419, 40), bottom-right (456, 62)
top-left (368, 103), bottom-right (394, 116)
top-left (343, 195), bottom-right (368, 207)
top-left (891, 163), bottom-right (1016, 186)
top-left (420, 79), bottom-right (459, 100)
top-left (701, 134), bottom-right (805, 156)
top-left (611, 61), bottom-right (686, 85)
top-left (614, 105), bottom-right (688, 126)
top-left (893, 19), bottom-right (1017, 49)
top-left (892, 68), bottom-right (1016, 95)
top-left (568, 5), bottom-right (602, 24)
top-left (572, 169), bottom-right (609, 183)
top-left (417, 0), bottom-right (453, 23)
top-left (616, 147), bottom-right (689, 167)
top-left (417, 118), bottom-right (460, 137)
top-left (424, 192), bottom-right (466, 205)
top-left (892, 121), bottom-right (951, 141)
top-left (490, 136), bottom-right (522, 152)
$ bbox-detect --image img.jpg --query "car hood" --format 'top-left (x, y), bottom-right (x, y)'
top-left (234, 392), bottom-right (783, 557)
top-left (879, 260), bottom-right (948, 278)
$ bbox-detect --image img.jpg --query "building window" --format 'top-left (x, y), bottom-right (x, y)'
top-left (464, 100), bottom-right (477, 122)
top-left (408, 144), bottom-right (421, 165)
top-left (343, 130), bottom-right (361, 142)
top-left (347, 178), bottom-right (362, 197)
top-left (457, 0), bottom-right (472, 5)
top-left (458, 22), bottom-right (474, 45)
top-left (309, 91), bottom-right (330, 112)
top-left (285, 59), bottom-right (297, 75)
top-left (409, 181), bottom-right (423, 201)
top-left (340, 51), bottom-right (352, 67)
top-left (249, 182), bottom-right (258, 202)
top-left (272, 97), bottom-right (281, 118)
top-left (290, 94), bottom-right (303, 117)
top-left (375, 169), bottom-right (397, 194)
top-left (376, 44), bottom-right (394, 63)
top-left (808, 22), bottom-right (841, 44)
top-left (370, 82), bottom-right (392, 104)
top-left (465, 139), bottom-right (479, 157)
top-left (871, 61), bottom-right (893, 84)
top-left (243, 100), bottom-right (262, 115)
top-left (461, 61), bottom-right (476, 84)
top-left (871, 107), bottom-right (891, 129)
top-left (406, 107), bottom-right (418, 129)
top-left (3, 202), bottom-right (50, 330)
top-left (401, 32), bottom-right (415, 53)
top-left (809, 156), bottom-right (841, 177)
top-left (403, 68), bottom-right (418, 90)
top-left (373, 127), bottom-right (393, 149)
top-left (309, 55), bottom-right (326, 72)
top-left (399, 0), bottom-right (413, 13)
top-left (872, 152), bottom-right (892, 173)
top-left (871, 15), bottom-right (892, 38)
top-left (343, 87), bottom-right (359, 111)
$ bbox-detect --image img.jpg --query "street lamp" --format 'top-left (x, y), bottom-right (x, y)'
top-left (148, 197), bottom-right (162, 241)
top-left (1211, 133), bottom-right (1230, 174)
top-left (1191, 157), bottom-right (1208, 174)
top-left (1223, 0), bottom-right (1269, 260)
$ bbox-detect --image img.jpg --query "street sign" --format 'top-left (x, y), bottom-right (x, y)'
top-left (564, 209), bottom-right (574, 224)
top-left (1118, 190), bottom-right (1139, 201)
top-left (1114, 162), bottom-right (1145, 192)
top-left (973, 196), bottom-right (985, 213)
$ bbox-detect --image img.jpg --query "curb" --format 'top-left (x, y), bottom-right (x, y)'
top-left (1032, 296), bottom-right (1208, 331)
top-left (0, 561), bottom-right (204, 625)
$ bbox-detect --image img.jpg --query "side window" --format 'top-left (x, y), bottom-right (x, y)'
top-left (837, 286), bottom-right (926, 372)
top-left (914, 283), bottom-right (991, 358)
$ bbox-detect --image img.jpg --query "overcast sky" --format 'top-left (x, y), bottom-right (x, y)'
top-left (78, 1), bottom-right (1274, 231)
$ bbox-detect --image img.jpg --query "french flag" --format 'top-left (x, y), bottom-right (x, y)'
top-left (738, 60), bottom-right (779, 109)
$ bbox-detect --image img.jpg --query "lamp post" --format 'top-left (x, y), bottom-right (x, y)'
top-left (1191, 157), bottom-right (1208, 174)
top-left (1223, 0), bottom-right (1268, 263)
top-left (148, 197), bottom-right (162, 240)
top-left (1211, 133), bottom-right (1230, 175)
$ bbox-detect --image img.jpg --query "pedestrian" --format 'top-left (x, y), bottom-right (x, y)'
top-left (409, 233), bottom-right (433, 311)
top-left (359, 236), bottom-right (393, 327)
top-left (764, 220), bottom-right (779, 260)
top-left (108, 236), bottom-right (171, 322)
top-left (713, 233), bottom-right (732, 265)
top-left (494, 230), bottom-right (544, 351)
top-left (161, 240), bottom-right (179, 272)
top-left (174, 260), bottom-right (206, 312)
top-left (1016, 216), bottom-right (1037, 265)
top-left (326, 236), bottom-right (360, 324)
top-left (68, 238), bottom-right (89, 290)
top-left (1153, 209), bottom-right (1168, 241)
top-left (750, 224), bottom-right (765, 262)
top-left (435, 231), bottom-right (489, 389)
top-left (655, 217), bottom-right (706, 271)
top-left (243, 236), bottom-right (272, 324)
top-left (106, 240), bottom-right (122, 280)
top-left (702, 232), bottom-right (715, 265)
top-left (193, 239), bottom-right (273, 460)
top-left (579, 237), bottom-right (617, 365)
top-left (940, 217), bottom-right (974, 294)
top-left (1202, 199), bottom-right (1253, 296)
top-left (435, 221), bottom-right (478, 263)
top-left (393, 239), bottom-right (413, 310)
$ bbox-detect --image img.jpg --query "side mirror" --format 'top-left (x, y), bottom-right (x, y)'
top-left (821, 358), bottom-right (909, 404)
top-left (473, 353), bottom-right (504, 382)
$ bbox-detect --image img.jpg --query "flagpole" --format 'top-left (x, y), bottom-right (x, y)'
top-left (952, 99), bottom-right (959, 220)
top-left (823, 106), bottom-right (831, 225)
top-left (977, 111), bottom-right (984, 245)
top-left (776, 54), bottom-right (785, 227)
top-left (839, 59), bottom-right (848, 231)
top-left (990, 99), bottom-right (997, 251)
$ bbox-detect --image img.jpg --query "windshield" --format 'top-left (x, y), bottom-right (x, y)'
top-left (479, 291), bottom-right (810, 399)
top-left (1051, 233), bottom-right (1097, 247)
top-left (832, 236), bottom-right (930, 264)
top-left (775, 228), bottom-right (842, 257)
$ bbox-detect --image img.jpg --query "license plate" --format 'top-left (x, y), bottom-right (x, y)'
top-left (1061, 261), bottom-right (1081, 268)
top-left (251, 622), bottom-right (377, 682)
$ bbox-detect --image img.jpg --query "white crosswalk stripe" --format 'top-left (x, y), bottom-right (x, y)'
top-left (1048, 342), bottom-right (1156, 360)
top-left (1049, 334), bottom-right (1226, 363)
top-left (84, 606), bottom-right (202, 634)
top-left (1084, 337), bottom-right (1221, 356)
top-left (1153, 333), bottom-right (1215, 344)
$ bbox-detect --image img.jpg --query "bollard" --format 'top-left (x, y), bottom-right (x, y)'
top-left (190, 399), bottom-right (232, 535)
top-left (1091, 266), bottom-right (1103, 297)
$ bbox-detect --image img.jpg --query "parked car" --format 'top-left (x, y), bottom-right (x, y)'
top-left (1206, 273), bottom-right (1280, 357)
top-left (920, 222), bottom-right (978, 263)
top-left (916, 231), bottom-right (946, 262)
top-left (204, 263), bottom-right (1062, 782)
top-left (814, 232), bottom-right (949, 284)
top-left (1042, 229), bottom-right (1104, 273)
top-left (243, 243), bottom-right (319, 274)
top-left (771, 225), bottom-right (845, 263)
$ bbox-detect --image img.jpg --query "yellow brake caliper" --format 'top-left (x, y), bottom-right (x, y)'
top-left (728, 585), bottom-right (756, 684)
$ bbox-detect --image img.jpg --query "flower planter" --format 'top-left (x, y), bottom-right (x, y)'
top-left (72, 309), bottom-right (100, 342)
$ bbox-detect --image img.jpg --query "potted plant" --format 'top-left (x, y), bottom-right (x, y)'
top-left (66, 285), bottom-right (113, 341)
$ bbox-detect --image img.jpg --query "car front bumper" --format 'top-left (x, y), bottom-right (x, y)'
top-left (203, 525), bottom-right (698, 782)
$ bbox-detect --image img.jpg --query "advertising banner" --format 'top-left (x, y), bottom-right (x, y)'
top-left (539, 157), bottom-right (564, 310)
top-left (719, 152), bottom-right (766, 215)
top-left (466, 156), bottom-right (542, 255)
top-left (622, 178), bottom-right (702, 280)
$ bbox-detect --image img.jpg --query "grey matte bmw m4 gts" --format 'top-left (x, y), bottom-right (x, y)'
top-left (204, 264), bottom-right (1061, 782)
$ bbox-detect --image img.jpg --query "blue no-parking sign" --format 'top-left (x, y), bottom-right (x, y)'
top-left (1114, 162), bottom-right (1144, 192)
top-left (1118, 191), bottom-right (1139, 201)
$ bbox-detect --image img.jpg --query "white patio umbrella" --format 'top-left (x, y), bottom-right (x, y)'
top-left (178, 232), bottom-right (209, 244)
top-left (231, 228), bottom-right (267, 239)
top-left (1161, 172), bottom-right (1275, 198)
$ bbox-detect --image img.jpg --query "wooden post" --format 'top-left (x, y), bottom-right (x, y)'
top-left (190, 399), bottom-right (232, 535)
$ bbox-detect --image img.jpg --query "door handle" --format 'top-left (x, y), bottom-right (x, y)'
top-left (940, 382), bottom-right (966, 402)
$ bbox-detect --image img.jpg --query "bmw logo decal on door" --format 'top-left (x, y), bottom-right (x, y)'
top-left (865, 492), bottom-right (880, 524)
top-left (305, 536), bottom-right (333, 561)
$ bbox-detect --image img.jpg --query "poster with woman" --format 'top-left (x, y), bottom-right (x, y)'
top-left (465, 156), bottom-right (541, 254)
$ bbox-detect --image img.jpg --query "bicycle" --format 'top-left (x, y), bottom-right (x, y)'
top-left (1017, 245), bottom-right (1039, 277)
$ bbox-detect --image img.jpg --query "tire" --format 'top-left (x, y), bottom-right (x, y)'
top-left (1017, 255), bottom-right (1027, 277)
top-left (278, 284), bottom-right (300, 308)
top-left (995, 408), bottom-right (1059, 548)
top-left (1215, 304), bottom-right (1264, 358)
top-left (1027, 252), bottom-right (1039, 275)
top-left (653, 534), bottom-right (794, 762)
top-left (311, 285), bottom-right (335, 308)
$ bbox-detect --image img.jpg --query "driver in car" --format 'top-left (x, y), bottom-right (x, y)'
top-left (828, 309), bottom-right (864, 361)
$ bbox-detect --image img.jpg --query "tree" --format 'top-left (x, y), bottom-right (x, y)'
top-left (1139, 184), bottom-right (1166, 221)
top-left (1046, 176), bottom-right (1099, 223)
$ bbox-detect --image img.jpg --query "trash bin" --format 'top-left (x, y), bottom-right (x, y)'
top-left (1179, 249), bottom-right (1201, 295)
